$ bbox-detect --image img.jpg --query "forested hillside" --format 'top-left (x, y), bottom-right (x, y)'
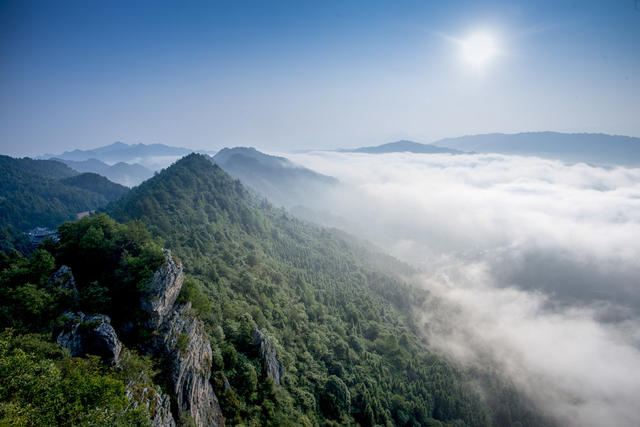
top-left (0, 155), bottom-right (129, 241)
top-left (0, 153), bottom-right (550, 426)
top-left (108, 153), bottom-right (549, 426)
top-left (212, 147), bottom-right (338, 208)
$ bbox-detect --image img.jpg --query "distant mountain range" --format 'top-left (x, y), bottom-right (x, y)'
top-left (339, 140), bottom-right (464, 154)
top-left (340, 133), bottom-right (640, 167)
top-left (212, 147), bottom-right (339, 208)
top-left (432, 132), bottom-right (640, 166)
top-left (51, 158), bottom-right (153, 187)
top-left (42, 141), bottom-right (194, 170)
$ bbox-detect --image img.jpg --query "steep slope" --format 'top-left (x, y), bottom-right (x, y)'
top-left (108, 153), bottom-right (550, 426)
top-left (212, 147), bottom-right (338, 208)
top-left (0, 155), bottom-right (127, 231)
top-left (341, 140), bottom-right (464, 154)
top-left (432, 132), bottom-right (640, 166)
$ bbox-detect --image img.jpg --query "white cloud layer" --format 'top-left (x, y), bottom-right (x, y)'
top-left (287, 151), bottom-right (640, 426)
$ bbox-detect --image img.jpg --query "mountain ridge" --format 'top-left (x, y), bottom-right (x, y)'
top-left (339, 140), bottom-right (465, 154)
top-left (212, 147), bottom-right (339, 208)
top-left (432, 131), bottom-right (640, 166)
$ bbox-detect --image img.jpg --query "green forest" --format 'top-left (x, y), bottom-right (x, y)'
top-left (0, 155), bottom-right (128, 233)
top-left (0, 154), bottom-right (550, 426)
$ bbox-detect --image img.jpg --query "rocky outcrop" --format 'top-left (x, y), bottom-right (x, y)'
top-left (47, 265), bottom-right (77, 292)
top-left (141, 249), bottom-right (184, 329)
top-left (56, 312), bottom-right (122, 366)
top-left (126, 381), bottom-right (176, 427)
top-left (158, 303), bottom-right (224, 427)
top-left (138, 250), bottom-right (223, 426)
top-left (253, 328), bottom-right (284, 385)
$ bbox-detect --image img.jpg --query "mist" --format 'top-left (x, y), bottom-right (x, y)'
top-left (287, 151), bottom-right (640, 426)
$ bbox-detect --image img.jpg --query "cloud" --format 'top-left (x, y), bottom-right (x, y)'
top-left (286, 151), bottom-right (640, 426)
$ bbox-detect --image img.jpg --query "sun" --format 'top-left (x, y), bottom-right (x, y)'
top-left (459, 33), bottom-right (499, 68)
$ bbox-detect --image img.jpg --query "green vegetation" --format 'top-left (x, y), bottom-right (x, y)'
top-left (0, 214), bottom-right (168, 425)
top-left (61, 172), bottom-right (129, 201)
top-left (0, 331), bottom-right (150, 426)
top-left (109, 154), bottom-right (548, 426)
top-left (0, 153), bottom-right (549, 426)
top-left (0, 155), bottom-right (129, 235)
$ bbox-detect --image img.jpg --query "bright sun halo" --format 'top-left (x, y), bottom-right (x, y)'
top-left (460, 33), bottom-right (498, 68)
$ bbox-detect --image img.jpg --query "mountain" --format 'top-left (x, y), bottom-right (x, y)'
top-left (432, 132), bottom-right (640, 166)
top-left (60, 173), bottom-right (129, 201)
top-left (212, 147), bottom-right (339, 207)
top-left (52, 158), bottom-right (154, 187)
top-left (106, 153), bottom-right (549, 426)
top-left (341, 140), bottom-right (464, 154)
top-left (0, 152), bottom-right (550, 426)
top-left (0, 155), bottom-right (128, 233)
top-left (44, 141), bottom-right (193, 170)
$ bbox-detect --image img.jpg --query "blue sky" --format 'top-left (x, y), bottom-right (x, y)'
top-left (1, 0), bottom-right (639, 156)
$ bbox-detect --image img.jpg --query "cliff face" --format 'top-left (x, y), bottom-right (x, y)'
top-left (54, 251), bottom-right (224, 427)
top-left (159, 303), bottom-right (224, 427)
top-left (141, 249), bottom-right (184, 329)
top-left (253, 328), bottom-right (284, 385)
top-left (144, 251), bottom-right (224, 427)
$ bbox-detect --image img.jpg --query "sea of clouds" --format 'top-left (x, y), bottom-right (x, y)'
top-left (288, 151), bottom-right (640, 427)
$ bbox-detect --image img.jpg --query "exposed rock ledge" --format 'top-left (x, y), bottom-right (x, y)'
top-left (158, 302), bottom-right (224, 427)
top-left (143, 250), bottom-right (224, 426)
top-left (126, 381), bottom-right (176, 427)
top-left (47, 265), bottom-right (77, 292)
top-left (57, 312), bottom-right (122, 366)
top-left (253, 328), bottom-right (284, 385)
top-left (54, 252), bottom-right (224, 427)
top-left (141, 249), bottom-right (184, 329)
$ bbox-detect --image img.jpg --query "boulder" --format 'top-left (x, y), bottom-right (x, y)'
top-left (47, 265), bottom-right (77, 292)
top-left (57, 312), bottom-right (122, 366)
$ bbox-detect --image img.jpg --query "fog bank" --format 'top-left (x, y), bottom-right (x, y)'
top-left (287, 151), bottom-right (640, 426)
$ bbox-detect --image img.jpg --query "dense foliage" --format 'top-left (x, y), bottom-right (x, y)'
top-left (0, 218), bottom-right (167, 425)
top-left (60, 172), bottom-right (129, 201)
top-left (0, 152), bottom-right (550, 426)
top-left (109, 154), bottom-right (549, 426)
top-left (0, 331), bottom-right (150, 426)
top-left (0, 155), bottom-right (129, 233)
top-left (0, 215), bottom-right (164, 335)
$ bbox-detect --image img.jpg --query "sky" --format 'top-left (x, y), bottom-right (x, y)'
top-left (1, 0), bottom-right (639, 156)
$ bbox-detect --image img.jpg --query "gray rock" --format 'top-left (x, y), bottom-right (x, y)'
top-left (253, 328), bottom-right (284, 385)
top-left (222, 374), bottom-right (232, 391)
top-left (47, 265), bottom-right (77, 292)
top-left (159, 303), bottom-right (224, 427)
top-left (126, 381), bottom-right (176, 427)
top-left (57, 312), bottom-right (122, 366)
top-left (141, 249), bottom-right (184, 329)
